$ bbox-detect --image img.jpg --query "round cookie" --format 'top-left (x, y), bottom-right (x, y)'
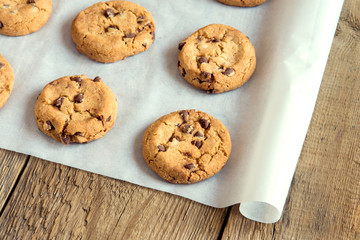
top-left (0, 0), bottom-right (52, 36)
top-left (0, 54), bottom-right (14, 109)
top-left (143, 110), bottom-right (232, 184)
top-left (217, 0), bottom-right (267, 7)
top-left (71, 1), bottom-right (155, 63)
top-left (178, 24), bottom-right (256, 94)
top-left (34, 75), bottom-right (117, 144)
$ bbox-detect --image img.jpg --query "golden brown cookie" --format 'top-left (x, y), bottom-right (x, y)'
top-left (0, 54), bottom-right (14, 109)
top-left (0, 0), bottom-right (52, 36)
top-left (217, 0), bottom-right (267, 7)
top-left (34, 75), bottom-right (117, 144)
top-left (178, 24), bottom-right (256, 94)
top-left (71, 1), bottom-right (155, 63)
top-left (143, 110), bottom-right (232, 184)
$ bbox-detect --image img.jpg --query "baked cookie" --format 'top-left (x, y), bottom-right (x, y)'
top-left (143, 110), bottom-right (232, 184)
top-left (217, 0), bottom-right (267, 7)
top-left (34, 75), bottom-right (117, 144)
top-left (0, 54), bottom-right (14, 109)
top-left (0, 0), bottom-right (52, 36)
top-left (178, 24), bottom-right (256, 94)
top-left (71, 1), bottom-right (155, 63)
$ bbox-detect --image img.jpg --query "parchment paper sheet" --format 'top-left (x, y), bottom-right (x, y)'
top-left (0, 0), bottom-right (344, 223)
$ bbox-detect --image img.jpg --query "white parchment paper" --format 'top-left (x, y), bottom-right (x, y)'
top-left (0, 0), bottom-right (344, 223)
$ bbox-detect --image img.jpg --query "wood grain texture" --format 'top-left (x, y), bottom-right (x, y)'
top-left (0, 149), bottom-right (28, 213)
top-left (0, 157), bottom-right (228, 240)
top-left (222, 0), bottom-right (360, 239)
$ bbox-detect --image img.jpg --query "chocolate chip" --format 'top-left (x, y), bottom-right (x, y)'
top-left (179, 110), bottom-right (189, 123)
top-left (71, 76), bottom-right (82, 83)
top-left (183, 152), bottom-right (192, 157)
top-left (201, 71), bottom-right (211, 79)
top-left (157, 144), bottom-right (166, 152)
top-left (182, 124), bottom-right (193, 134)
top-left (207, 89), bottom-right (216, 94)
top-left (171, 136), bottom-right (180, 142)
top-left (27, 0), bottom-right (35, 3)
top-left (61, 134), bottom-right (70, 145)
top-left (0, 22), bottom-right (3, 29)
top-left (97, 115), bottom-right (103, 121)
top-left (54, 97), bottom-right (64, 108)
top-left (177, 61), bottom-right (181, 67)
top-left (0, 62), bottom-right (4, 70)
top-left (222, 67), bottom-right (235, 76)
top-left (74, 93), bottom-right (84, 103)
top-left (184, 163), bottom-right (195, 169)
top-left (191, 140), bottom-right (202, 149)
top-left (137, 16), bottom-right (144, 23)
top-left (142, 43), bottom-right (147, 48)
top-left (194, 131), bottom-right (204, 138)
top-left (106, 116), bottom-right (111, 122)
top-left (198, 57), bottom-right (208, 64)
top-left (105, 8), bottom-right (115, 18)
top-left (93, 76), bottom-right (101, 82)
top-left (151, 31), bottom-right (155, 40)
top-left (178, 42), bottom-right (186, 50)
top-left (182, 68), bottom-right (186, 77)
top-left (74, 132), bottom-right (84, 137)
top-left (45, 121), bottom-right (54, 131)
top-left (197, 36), bottom-right (202, 41)
top-left (212, 37), bottom-right (220, 43)
top-left (199, 119), bottom-right (210, 129)
top-left (124, 33), bottom-right (136, 38)
top-left (107, 25), bottom-right (119, 31)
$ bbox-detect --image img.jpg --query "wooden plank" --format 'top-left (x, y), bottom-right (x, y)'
top-left (221, 205), bottom-right (275, 240)
top-left (221, 0), bottom-right (360, 239)
top-left (0, 149), bottom-right (28, 213)
top-left (0, 157), bottom-right (228, 239)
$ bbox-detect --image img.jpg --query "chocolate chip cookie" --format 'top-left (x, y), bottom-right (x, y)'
top-left (217, 0), bottom-right (267, 7)
top-left (0, 54), bottom-right (14, 109)
top-left (143, 110), bottom-right (232, 184)
top-left (71, 1), bottom-right (155, 63)
top-left (34, 75), bottom-right (117, 144)
top-left (0, 0), bottom-right (52, 36)
top-left (178, 24), bottom-right (256, 94)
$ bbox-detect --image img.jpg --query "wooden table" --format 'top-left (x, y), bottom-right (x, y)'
top-left (0, 1), bottom-right (359, 239)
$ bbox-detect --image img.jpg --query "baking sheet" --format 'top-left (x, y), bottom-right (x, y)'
top-left (0, 0), bottom-right (344, 223)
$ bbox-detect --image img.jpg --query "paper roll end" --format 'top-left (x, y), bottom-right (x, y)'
top-left (240, 201), bottom-right (281, 224)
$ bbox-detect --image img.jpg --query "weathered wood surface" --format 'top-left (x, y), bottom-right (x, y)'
top-left (0, 149), bottom-right (28, 213)
top-left (0, 0), bottom-right (359, 239)
top-left (0, 157), bottom-right (229, 239)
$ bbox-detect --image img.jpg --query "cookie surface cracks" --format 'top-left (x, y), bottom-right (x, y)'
top-left (0, 0), bottom-right (52, 36)
top-left (34, 75), bottom-right (117, 144)
top-left (71, 1), bottom-right (155, 63)
top-left (143, 110), bottom-right (232, 184)
top-left (217, 0), bottom-right (267, 7)
top-left (178, 24), bottom-right (256, 93)
top-left (0, 54), bottom-right (14, 109)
